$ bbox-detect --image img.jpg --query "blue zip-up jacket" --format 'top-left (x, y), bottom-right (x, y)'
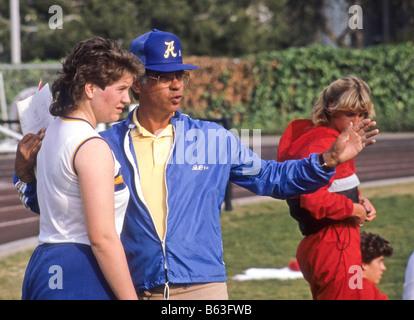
top-left (14, 108), bottom-right (335, 291)
top-left (100, 108), bottom-right (335, 290)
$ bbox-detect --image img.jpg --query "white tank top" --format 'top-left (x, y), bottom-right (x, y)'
top-left (37, 116), bottom-right (129, 245)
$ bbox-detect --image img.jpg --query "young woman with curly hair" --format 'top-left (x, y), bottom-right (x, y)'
top-left (22, 37), bottom-right (144, 300)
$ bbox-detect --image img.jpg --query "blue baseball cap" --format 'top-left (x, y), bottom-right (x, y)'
top-left (130, 29), bottom-right (198, 72)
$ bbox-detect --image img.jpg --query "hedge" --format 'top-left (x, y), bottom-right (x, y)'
top-left (1, 43), bottom-right (414, 135)
top-left (186, 42), bottom-right (414, 134)
top-left (243, 42), bottom-right (414, 134)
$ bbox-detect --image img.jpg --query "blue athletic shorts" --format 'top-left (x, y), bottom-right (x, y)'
top-left (22, 243), bottom-right (116, 300)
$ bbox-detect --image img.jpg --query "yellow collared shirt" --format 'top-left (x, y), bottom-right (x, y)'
top-left (130, 111), bottom-right (174, 240)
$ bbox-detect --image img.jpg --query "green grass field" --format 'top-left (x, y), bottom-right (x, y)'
top-left (1, 182), bottom-right (413, 300)
top-left (223, 182), bottom-right (414, 300)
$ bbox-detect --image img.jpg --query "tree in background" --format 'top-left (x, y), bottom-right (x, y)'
top-left (0, 0), bottom-right (413, 62)
top-left (0, 0), bottom-right (141, 62)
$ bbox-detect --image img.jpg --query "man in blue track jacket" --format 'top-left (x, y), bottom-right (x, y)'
top-left (14, 29), bottom-right (378, 299)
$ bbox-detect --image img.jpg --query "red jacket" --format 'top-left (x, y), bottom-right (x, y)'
top-left (278, 119), bottom-right (365, 300)
top-left (361, 279), bottom-right (389, 300)
top-left (277, 119), bottom-right (359, 235)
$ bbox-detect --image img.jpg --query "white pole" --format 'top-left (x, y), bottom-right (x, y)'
top-left (0, 72), bottom-right (8, 122)
top-left (10, 0), bottom-right (21, 64)
top-left (0, 124), bottom-right (23, 140)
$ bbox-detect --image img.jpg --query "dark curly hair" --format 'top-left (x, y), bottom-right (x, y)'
top-left (360, 231), bottom-right (393, 264)
top-left (50, 37), bottom-right (144, 117)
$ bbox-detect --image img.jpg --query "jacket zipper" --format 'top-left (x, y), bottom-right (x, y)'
top-left (161, 239), bottom-right (169, 299)
top-left (126, 121), bottom-right (176, 299)
top-left (161, 124), bottom-right (176, 300)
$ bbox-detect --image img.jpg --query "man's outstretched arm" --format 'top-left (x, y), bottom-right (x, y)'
top-left (232, 119), bottom-right (378, 199)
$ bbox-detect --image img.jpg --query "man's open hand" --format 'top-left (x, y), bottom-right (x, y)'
top-left (322, 119), bottom-right (379, 168)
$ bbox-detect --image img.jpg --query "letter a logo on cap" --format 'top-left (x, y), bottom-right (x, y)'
top-left (130, 29), bottom-right (198, 72)
top-left (164, 41), bottom-right (177, 58)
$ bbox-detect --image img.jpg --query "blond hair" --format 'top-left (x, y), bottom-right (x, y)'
top-left (312, 76), bottom-right (375, 127)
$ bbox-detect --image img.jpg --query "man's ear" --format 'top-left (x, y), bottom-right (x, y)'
top-left (84, 83), bottom-right (95, 99)
top-left (131, 81), bottom-right (141, 95)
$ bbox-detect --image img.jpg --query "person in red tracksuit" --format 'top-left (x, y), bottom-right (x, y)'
top-left (277, 76), bottom-right (377, 300)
